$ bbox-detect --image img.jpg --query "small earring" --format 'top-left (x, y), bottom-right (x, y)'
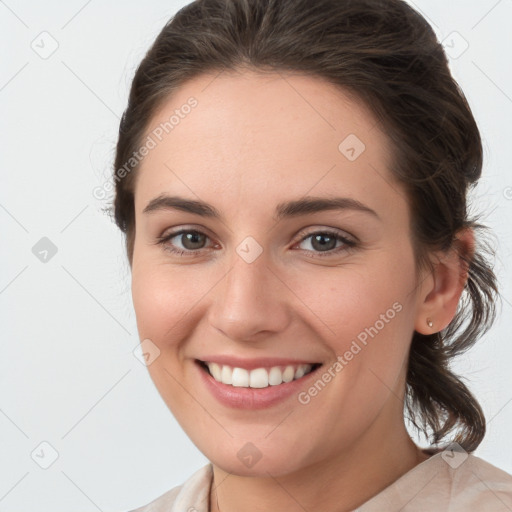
top-left (426, 318), bottom-right (433, 328)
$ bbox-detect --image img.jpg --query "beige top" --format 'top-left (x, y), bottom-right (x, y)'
top-left (129, 451), bottom-right (512, 511)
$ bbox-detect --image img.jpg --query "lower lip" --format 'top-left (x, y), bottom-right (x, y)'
top-left (195, 360), bottom-right (322, 410)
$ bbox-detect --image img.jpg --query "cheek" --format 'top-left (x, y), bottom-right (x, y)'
top-left (289, 259), bottom-right (415, 345)
top-left (131, 247), bottom-right (417, 350)
top-left (287, 263), bottom-right (417, 436)
top-left (131, 266), bottom-right (169, 340)
top-left (130, 261), bottom-right (213, 412)
top-left (131, 259), bottom-right (216, 349)
top-left (293, 256), bottom-right (417, 402)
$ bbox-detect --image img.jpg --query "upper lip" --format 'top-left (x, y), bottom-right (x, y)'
top-left (196, 355), bottom-right (321, 371)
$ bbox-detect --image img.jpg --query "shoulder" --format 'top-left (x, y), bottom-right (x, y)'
top-left (358, 451), bottom-right (512, 511)
top-left (127, 486), bottom-right (182, 512)
top-left (127, 463), bottom-right (213, 512)
top-left (448, 453), bottom-right (512, 510)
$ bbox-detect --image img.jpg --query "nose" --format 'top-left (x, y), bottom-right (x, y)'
top-left (208, 252), bottom-right (292, 342)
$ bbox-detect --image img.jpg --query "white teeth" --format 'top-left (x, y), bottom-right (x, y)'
top-left (282, 365), bottom-right (295, 383)
top-left (231, 367), bottom-right (249, 387)
top-left (268, 366), bottom-right (283, 386)
top-left (209, 362), bottom-right (222, 381)
top-left (249, 368), bottom-right (268, 388)
top-left (221, 365), bottom-right (232, 385)
top-left (204, 362), bottom-right (315, 388)
top-left (294, 365), bottom-right (306, 379)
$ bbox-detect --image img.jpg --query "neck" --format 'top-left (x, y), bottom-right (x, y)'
top-left (209, 413), bottom-right (430, 512)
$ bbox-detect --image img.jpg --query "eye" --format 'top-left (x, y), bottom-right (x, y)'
top-left (155, 229), bottom-right (214, 257)
top-left (294, 229), bottom-right (357, 258)
top-left (155, 227), bottom-right (357, 258)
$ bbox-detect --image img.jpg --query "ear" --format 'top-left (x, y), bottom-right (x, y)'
top-left (414, 228), bottom-right (474, 334)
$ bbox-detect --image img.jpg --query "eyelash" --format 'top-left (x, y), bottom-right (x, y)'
top-left (155, 228), bottom-right (357, 259)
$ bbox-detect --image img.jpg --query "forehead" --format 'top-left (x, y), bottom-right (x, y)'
top-left (134, 69), bottom-right (403, 220)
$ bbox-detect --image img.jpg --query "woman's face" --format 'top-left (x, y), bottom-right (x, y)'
top-left (131, 70), bottom-right (428, 476)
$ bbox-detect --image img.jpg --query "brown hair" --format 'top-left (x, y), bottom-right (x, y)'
top-left (112, 0), bottom-right (498, 451)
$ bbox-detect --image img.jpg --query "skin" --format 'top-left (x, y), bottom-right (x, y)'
top-left (130, 69), bottom-right (471, 512)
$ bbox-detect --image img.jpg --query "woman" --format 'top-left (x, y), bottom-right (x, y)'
top-left (113, 0), bottom-right (512, 510)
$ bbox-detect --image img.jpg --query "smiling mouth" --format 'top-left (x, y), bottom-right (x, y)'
top-left (196, 359), bottom-right (322, 389)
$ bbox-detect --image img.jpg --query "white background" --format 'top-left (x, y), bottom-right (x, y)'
top-left (1, 1), bottom-right (511, 510)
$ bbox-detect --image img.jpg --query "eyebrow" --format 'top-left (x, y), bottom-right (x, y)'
top-left (142, 194), bottom-right (380, 221)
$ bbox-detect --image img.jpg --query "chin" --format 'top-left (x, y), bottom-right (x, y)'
top-left (200, 437), bottom-right (317, 478)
